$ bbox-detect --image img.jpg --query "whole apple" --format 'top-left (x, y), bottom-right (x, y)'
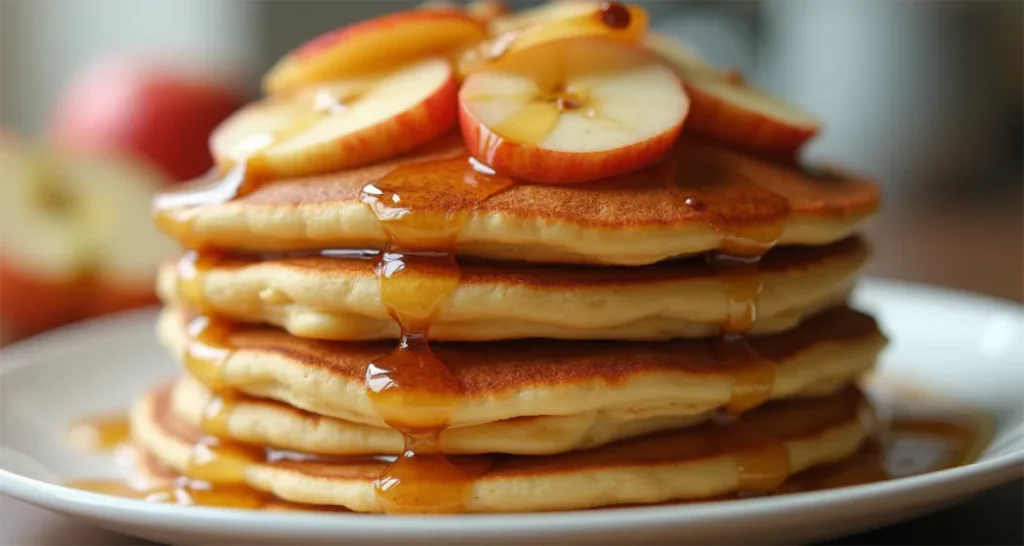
top-left (48, 58), bottom-right (246, 182)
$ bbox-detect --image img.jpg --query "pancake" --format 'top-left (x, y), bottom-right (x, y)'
top-left (153, 135), bottom-right (879, 266)
top-left (132, 383), bottom-right (873, 513)
top-left (171, 374), bottom-right (709, 455)
top-left (157, 238), bottom-right (866, 341)
top-left (157, 305), bottom-right (886, 429)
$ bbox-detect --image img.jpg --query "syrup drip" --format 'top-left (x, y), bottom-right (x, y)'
top-left (67, 414), bottom-right (131, 453)
top-left (665, 142), bottom-right (792, 491)
top-left (65, 386), bottom-right (992, 511)
top-left (360, 156), bottom-right (514, 513)
top-left (181, 314), bottom-right (237, 392)
top-left (599, 2), bottom-right (632, 29)
top-left (708, 416), bottom-right (790, 492)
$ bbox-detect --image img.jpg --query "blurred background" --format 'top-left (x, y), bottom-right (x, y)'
top-left (0, 0), bottom-right (1021, 344)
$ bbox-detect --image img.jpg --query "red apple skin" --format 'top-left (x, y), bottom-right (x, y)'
top-left (683, 84), bottom-right (818, 155)
top-left (83, 282), bottom-right (158, 320)
top-left (458, 101), bottom-right (684, 185)
top-left (48, 58), bottom-right (245, 182)
top-left (265, 9), bottom-right (486, 94)
top-left (0, 256), bottom-right (83, 335)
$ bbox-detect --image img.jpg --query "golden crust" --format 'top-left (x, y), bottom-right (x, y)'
top-left (155, 136), bottom-right (879, 265)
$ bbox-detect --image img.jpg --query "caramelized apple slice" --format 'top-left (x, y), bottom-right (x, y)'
top-left (264, 9), bottom-right (486, 94)
top-left (459, 39), bottom-right (688, 184)
top-left (212, 57), bottom-right (458, 179)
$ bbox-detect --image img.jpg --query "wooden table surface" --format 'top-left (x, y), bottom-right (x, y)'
top-left (2, 194), bottom-right (1021, 545)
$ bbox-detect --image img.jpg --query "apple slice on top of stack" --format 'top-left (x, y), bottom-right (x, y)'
top-left (214, 0), bottom-right (821, 186)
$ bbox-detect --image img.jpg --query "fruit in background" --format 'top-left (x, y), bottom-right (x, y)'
top-left (264, 9), bottom-right (487, 95)
top-left (644, 33), bottom-right (819, 154)
top-left (63, 152), bottom-right (179, 320)
top-left (459, 38), bottom-right (688, 184)
top-left (48, 58), bottom-right (245, 182)
top-left (0, 136), bottom-right (176, 337)
top-left (0, 127), bottom-right (20, 147)
top-left (0, 134), bottom-right (81, 334)
top-left (213, 57), bottom-right (458, 180)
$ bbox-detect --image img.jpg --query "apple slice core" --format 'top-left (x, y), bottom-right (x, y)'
top-left (459, 39), bottom-right (688, 184)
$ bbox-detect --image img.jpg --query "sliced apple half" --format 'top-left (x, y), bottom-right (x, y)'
top-left (0, 141), bottom-right (175, 335)
top-left (264, 9), bottom-right (486, 94)
top-left (212, 56), bottom-right (458, 180)
top-left (0, 138), bottom-right (83, 333)
top-left (58, 151), bottom-right (177, 321)
top-left (459, 39), bottom-right (688, 184)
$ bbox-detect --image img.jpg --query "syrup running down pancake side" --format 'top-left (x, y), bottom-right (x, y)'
top-left (154, 152), bottom-right (517, 512)
top-left (67, 383), bottom-right (993, 511)
top-left (664, 139), bottom-right (794, 491)
top-left (359, 156), bottom-right (514, 513)
top-left (150, 141), bottom-right (849, 504)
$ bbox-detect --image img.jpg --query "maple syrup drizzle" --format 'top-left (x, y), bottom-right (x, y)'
top-left (708, 416), bottom-right (790, 492)
top-left (181, 314), bottom-right (237, 392)
top-left (666, 142), bottom-right (792, 491)
top-left (67, 414), bottom-right (131, 453)
top-left (65, 386), bottom-right (992, 511)
top-left (359, 156), bottom-right (514, 513)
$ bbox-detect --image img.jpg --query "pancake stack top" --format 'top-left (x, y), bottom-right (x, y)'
top-left (142, 1), bottom-right (883, 513)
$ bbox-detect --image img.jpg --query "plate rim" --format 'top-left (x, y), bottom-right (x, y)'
top-left (1, 276), bottom-right (1022, 538)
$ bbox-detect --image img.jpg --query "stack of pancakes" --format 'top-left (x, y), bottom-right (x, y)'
top-left (127, 1), bottom-right (885, 514)
top-left (134, 131), bottom-right (884, 512)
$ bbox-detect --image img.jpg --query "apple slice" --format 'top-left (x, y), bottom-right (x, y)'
top-left (681, 70), bottom-right (819, 154)
top-left (461, 2), bottom-right (647, 76)
top-left (264, 9), bottom-right (486, 94)
top-left (489, 1), bottom-right (600, 35)
top-left (459, 39), bottom-right (687, 184)
top-left (212, 56), bottom-right (458, 180)
top-left (646, 33), bottom-right (819, 154)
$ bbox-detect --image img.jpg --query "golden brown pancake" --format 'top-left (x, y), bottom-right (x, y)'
top-left (157, 238), bottom-right (866, 341)
top-left (157, 306), bottom-right (886, 429)
top-left (154, 135), bottom-right (879, 265)
top-left (132, 383), bottom-right (873, 512)
top-left (170, 374), bottom-right (709, 455)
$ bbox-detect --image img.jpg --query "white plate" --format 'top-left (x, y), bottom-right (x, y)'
top-left (1, 278), bottom-right (1021, 545)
